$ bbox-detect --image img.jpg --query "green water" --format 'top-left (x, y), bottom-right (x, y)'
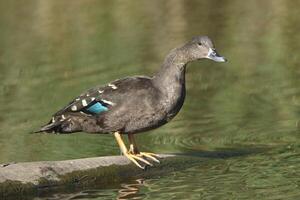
top-left (1, 0), bottom-right (300, 199)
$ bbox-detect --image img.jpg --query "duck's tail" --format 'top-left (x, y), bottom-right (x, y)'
top-left (34, 116), bottom-right (63, 133)
top-left (34, 115), bottom-right (77, 133)
top-left (34, 113), bottom-right (103, 134)
top-left (34, 121), bottom-right (60, 133)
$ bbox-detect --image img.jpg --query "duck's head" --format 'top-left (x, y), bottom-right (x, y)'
top-left (182, 36), bottom-right (227, 63)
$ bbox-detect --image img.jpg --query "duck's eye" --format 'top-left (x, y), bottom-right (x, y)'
top-left (197, 42), bottom-right (202, 46)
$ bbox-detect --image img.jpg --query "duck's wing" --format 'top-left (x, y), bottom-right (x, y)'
top-left (56, 75), bottom-right (153, 115)
top-left (54, 83), bottom-right (116, 116)
top-left (36, 76), bottom-right (154, 133)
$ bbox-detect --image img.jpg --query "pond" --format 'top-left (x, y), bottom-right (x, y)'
top-left (0, 0), bottom-right (300, 199)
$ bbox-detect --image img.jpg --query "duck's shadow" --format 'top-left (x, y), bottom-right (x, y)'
top-left (170, 145), bottom-right (270, 159)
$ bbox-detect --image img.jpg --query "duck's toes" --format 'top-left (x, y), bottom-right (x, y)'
top-left (130, 153), bottom-right (153, 166)
top-left (124, 152), bottom-right (154, 169)
top-left (139, 152), bottom-right (160, 163)
top-left (124, 152), bottom-right (144, 169)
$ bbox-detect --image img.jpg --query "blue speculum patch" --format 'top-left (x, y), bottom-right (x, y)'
top-left (87, 102), bottom-right (108, 114)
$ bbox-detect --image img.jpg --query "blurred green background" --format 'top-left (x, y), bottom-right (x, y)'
top-left (0, 0), bottom-right (300, 199)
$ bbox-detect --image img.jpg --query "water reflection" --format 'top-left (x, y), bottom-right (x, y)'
top-left (32, 179), bottom-right (146, 200)
top-left (117, 179), bottom-right (145, 200)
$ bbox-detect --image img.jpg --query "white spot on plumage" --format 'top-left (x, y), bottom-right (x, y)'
top-left (71, 105), bottom-right (77, 111)
top-left (60, 114), bottom-right (66, 121)
top-left (108, 83), bottom-right (117, 89)
top-left (101, 99), bottom-right (115, 106)
top-left (52, 117), bottom-right (55, 122)
top-left (76, 98), bottom-right (80, 101)
top-left (91, 97), bottom-right (95, 101)
top-left (98, 90), bottom-right (103, 94)
top-left (86, 94), bottom-right (90, 96)
top-left (82, 99), bottom-right (88, 106)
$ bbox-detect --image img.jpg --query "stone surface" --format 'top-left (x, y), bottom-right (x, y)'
top-left (0, 154), bottom-right (199, 198)
top-left (0, 155), bottom-right (135, 184)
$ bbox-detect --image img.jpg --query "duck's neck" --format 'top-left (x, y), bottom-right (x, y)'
top-left (152, 48), bottom-right (191, 118)
top-left (153, 48), bottom-right (189, 91)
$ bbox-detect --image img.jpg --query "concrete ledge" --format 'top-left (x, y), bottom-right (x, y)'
top-left (0, 154), bottom-right (201, 198)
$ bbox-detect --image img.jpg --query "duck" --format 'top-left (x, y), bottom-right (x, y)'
top-left (36, 36), bottom-right (226, 169)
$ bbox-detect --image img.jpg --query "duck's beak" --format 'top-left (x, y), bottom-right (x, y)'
top-left (206, 48), bottom-right (227, 62)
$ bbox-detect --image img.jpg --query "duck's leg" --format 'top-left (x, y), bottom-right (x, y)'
top-left (128, 133), bottom-right (160, 163)
top-left (128, 133), bottom-right (139, 154)
top-left (113, 132), bottom-right (152, 169)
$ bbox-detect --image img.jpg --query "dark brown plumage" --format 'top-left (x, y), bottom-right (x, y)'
top-left (36, 36), bottom-right (226, 169)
